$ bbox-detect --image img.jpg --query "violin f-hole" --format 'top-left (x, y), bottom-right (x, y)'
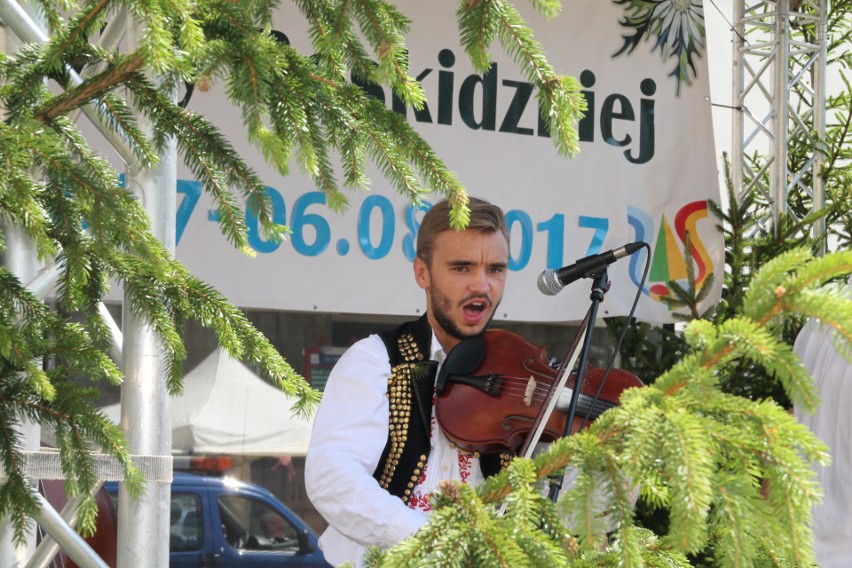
top-left (502, 415), bottom-right (537, 431)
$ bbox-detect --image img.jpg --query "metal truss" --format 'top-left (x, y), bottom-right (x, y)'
top-left (732, 0), bottom-right (829, 242)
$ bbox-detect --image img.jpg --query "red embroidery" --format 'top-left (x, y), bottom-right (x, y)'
top-left (408, 490), bottom-right (432, 512)
top-left (415, 466), bottom-right (428, 486)
top-left (458, 452), bottom-right (472, 484)
top-left (409, 409), bottom-right (435, 512)
top-left (406, 386), bottom-right (477, 512)
top-left (408, 463), bottom-right (432, 511)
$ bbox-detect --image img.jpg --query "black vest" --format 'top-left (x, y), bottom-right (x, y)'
top-left (371, 315), bottom-right (504, 501)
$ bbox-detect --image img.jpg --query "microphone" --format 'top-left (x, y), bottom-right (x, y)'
top-left (537, 242), bottom-right (644, 295)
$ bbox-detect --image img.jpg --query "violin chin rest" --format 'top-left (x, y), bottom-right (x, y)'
top-left (435, 334), bottom-right (485, 394)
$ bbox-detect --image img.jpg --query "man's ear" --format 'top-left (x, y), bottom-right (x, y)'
top-left (413, 256), bottom-right (430, 289)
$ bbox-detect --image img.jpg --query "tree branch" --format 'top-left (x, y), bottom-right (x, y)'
top-left (35, 52), bottom-right (145, 122)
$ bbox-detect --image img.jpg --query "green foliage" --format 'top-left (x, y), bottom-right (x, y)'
top-left (602, 51), bottom-right (852, 547)
top-left (373, 460), bottom-right (574, 567)
top-left (2, 0), bottom-right (585, 546)
top-left (608, 0), bottom-right (852, 403)
top-left (377, 250), bottom-right (850, 567)
top-left (0, 270), bottom-right (144, 538)
top-left (456, 0), bottom-right (585, 159)
top-left (606, 26), bottom-right (852, 544)
top-left (3, 0), bottom-right (844, 564)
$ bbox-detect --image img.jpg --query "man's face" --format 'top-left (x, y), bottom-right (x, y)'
top-left (414, 229), bottom-right (509, 352)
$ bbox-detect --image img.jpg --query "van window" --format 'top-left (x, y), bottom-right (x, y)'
top-left (170, 493), bottom-right (203, 552)
top-left (217, 494), bottom-right (301, 553)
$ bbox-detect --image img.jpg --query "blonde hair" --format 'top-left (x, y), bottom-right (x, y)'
top-left (416, 198), bottom-right (509, 264)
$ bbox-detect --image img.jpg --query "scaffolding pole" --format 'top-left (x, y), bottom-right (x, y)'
top-left (115, 15), bottom-right (176, 566)
top-left (732, 0), bottom-right (829, 240)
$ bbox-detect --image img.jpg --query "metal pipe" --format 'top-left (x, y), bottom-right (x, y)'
top-left (811, 0), bottom-right (827, 253)
top-left (732, 0), bottom-right (746, 202)
top-left (31, 493), bottom-right (108, 568)
top-left (24, 262), bottom-right (61, 299)
top-left (98, 303), bottom-right (124, 364)
top-left (68, 6), bottom-right (128, 123)
top-left (117, 169), bottom-right (174, 568)
top-left (26, 483), bottom-right (103, 568)
top-left (2, 4), bottom-right (45, 563)
top-left (25, 265), bottom-right (123, 363)
top-left (771, 0), bottom-right (791, 229)
top-left (1, 228), bottom-right (42, 565)
top-left (115, 14), bottom-right (176, 566)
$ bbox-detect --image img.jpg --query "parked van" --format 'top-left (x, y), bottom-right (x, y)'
top-left (105, 472), bottom-right (331, 567)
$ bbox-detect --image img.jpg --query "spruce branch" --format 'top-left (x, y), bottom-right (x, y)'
top-left (35, 52), bottom-right (146, 122)
top-left (0, 276), bottom-right (141, 543)
top-left (658, 231), bottom-right (718, 320)
top-left (41, 0), bottom-right (112, 71)
top-left (457, 0), bottom-right (585, 157)
top-left (123, 73), bottom-right (287, 252)
top-left (301, 0), bottom-right (386, 85)
top-left (29, 0), bottom-right (68, 32)
top-left (0, 133), bottom-right (56, 260)
top-left (90, 91), bottom-right (159, 166)
top-left (348, 0), bottom-right (425, 107)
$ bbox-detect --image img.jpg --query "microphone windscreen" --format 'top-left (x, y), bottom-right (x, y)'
top-left (537, 270), bottom-right (562, 296)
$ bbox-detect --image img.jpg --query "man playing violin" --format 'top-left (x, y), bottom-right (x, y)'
top-left (305, 197), bottom-right (510, 567)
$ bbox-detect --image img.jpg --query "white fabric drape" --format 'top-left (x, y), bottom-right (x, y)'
top-left (793, 277), bottom-right (852, 567)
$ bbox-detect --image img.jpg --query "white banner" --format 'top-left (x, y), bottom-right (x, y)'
top-left (175, 0), bottom-right (722, 324)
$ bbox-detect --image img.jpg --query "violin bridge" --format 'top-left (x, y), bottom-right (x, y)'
top-left (524, 376), bottom-right (536, 406)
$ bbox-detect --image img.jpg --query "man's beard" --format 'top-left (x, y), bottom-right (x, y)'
top-left (429, 287), bottom-right (498, 342)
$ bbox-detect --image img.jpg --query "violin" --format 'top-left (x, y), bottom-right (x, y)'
top-left (435, 329), bottom-right (643, 456)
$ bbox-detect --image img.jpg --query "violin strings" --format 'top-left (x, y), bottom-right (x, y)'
top-left (471, 375), bottom-right (615, 414)
top-left (490, 374), bottom-right (581, 401)
top-left (486, 375), bottom-right (559, 403)
top-left (486, 375), bottom-right (569, 403)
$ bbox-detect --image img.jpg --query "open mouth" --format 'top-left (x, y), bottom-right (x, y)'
top-left (462, 299), bottom-right (488, 324)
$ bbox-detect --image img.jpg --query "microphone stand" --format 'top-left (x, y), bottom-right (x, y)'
top-left (547, 268), bottom-right (610, 503)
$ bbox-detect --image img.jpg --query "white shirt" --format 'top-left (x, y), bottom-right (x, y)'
top-left (793, 278), bottom-right (852, 567)
top-left (305, 331), bottom-right (484, 567)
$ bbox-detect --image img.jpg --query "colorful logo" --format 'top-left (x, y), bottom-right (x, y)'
top-left (628, 200), bottom-right (714, 304)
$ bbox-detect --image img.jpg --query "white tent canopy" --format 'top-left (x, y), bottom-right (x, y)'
top-left (103, 349), bottom-right (313, 456)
